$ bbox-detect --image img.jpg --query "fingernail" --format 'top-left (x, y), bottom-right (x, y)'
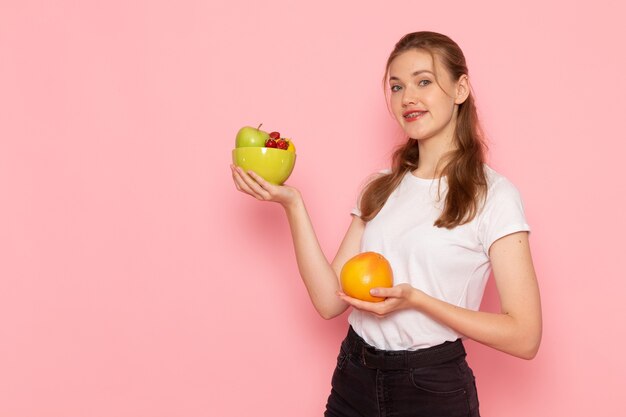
top-left (370, 289), bottom-right (378, 295)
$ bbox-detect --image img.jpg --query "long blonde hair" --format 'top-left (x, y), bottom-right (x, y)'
top-left (359, 31), bottom-right (488, 228)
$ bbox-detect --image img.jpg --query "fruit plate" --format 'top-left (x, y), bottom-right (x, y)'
top-left (232, 147), bottom-right (296, 185)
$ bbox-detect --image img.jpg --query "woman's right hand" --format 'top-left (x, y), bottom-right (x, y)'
top-left (230, 164), bottom-right (301, 209)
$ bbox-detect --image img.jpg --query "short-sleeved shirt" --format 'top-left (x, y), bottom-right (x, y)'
top-left (349, 164), bottom-right (530, 351)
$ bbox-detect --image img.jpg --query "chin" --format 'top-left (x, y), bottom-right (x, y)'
top-left (404, 130), bottom-right (429, 141)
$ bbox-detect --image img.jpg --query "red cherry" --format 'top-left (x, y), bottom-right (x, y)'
top-left (265, 138), bottom-right (277, 148)
top-left (276, 139), bottom-right (288, 150)
top-left (269, 131), bottom-right (280, 140)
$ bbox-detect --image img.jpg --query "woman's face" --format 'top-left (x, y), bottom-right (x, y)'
top-left (387, 49), bottom-right (468, 143)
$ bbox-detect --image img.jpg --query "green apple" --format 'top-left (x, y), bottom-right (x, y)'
top-left (236, 124), bottom-right (269, 148)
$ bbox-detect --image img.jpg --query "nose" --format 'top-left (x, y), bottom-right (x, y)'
top-left (401, 85), bottom-right (418, 107)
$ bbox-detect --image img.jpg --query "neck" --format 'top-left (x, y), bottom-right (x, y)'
top-left (413, 132), bottom-right (457, 179)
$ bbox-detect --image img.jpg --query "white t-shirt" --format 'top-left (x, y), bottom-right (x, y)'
top-left (349, 165), bottom-right (530, 351)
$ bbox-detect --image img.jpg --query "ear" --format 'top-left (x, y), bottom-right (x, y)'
top-left (454, 74), bottom-right (470, 104)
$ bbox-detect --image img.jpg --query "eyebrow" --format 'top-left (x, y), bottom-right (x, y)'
top-left (389, 70), bottom-right (434, 81)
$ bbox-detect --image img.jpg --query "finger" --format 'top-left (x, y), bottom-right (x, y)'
top-left (231, 165), bottom-right (255, 195)
top-left (336, 292), bottom-right (357, 305)
top-left (230, 165), bottom-right (243, 191)
top-left (246, 169), bottom-right (280, 199)
top-left (338, 293), bottom-right (379, 310)
top-left (247, 170), bottom-right (276, 192)
top-left (237, 167), bottom-right (273, 200)
top-left (232, 166), bottom-right (265, 199)
top-left (369, 287), bottom-right (397, 298)
top-left (235, 167), bottom-right (265, 200)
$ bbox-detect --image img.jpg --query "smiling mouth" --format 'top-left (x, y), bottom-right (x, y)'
top-left (403, 111), bottom-right (426, 121)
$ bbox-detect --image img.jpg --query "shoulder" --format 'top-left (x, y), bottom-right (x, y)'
top-left (360, 167), bottom-right (393, 188)
top-left (373, 167), bottom-right (393, 179)
top-left (476, 165), bottom-right (531, 250)
top-left (477, 164), bottom-right (528, 219)
top-left (351, 168), bottom-right (394, 218)
top-left (483, 164), bottom-right (524, 200)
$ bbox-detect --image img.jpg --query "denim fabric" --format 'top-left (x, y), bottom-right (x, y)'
top-left (325, 327), bottom-right (480, 417)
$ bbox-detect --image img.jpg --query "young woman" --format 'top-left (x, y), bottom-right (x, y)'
top-left (231, 31), bottom-right (542, 417)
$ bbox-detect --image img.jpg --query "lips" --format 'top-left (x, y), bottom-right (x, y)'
top-left (403, 110), bottom-right (427, 121)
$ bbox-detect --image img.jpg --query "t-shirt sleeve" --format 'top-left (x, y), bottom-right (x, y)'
top-left (350, 169), bottom-right (391, 218)
top-left (477, 177), bottom-right (531, 254)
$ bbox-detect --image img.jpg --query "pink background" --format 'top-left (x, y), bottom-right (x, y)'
top-left (1, 0), bottom-right (624, 415)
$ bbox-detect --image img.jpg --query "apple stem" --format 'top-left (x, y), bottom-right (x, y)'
top-left (257, 123), bottom-right (263, 130)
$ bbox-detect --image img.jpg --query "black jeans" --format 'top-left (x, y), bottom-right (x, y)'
top-left (325, 326), bottom-right (480, 417)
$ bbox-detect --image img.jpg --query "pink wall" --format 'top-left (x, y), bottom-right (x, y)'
top-left (1, 0), bottom-right (624, 415)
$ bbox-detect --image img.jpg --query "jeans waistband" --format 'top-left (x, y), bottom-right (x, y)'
top-left (346, 326), bottom-right (466, 370)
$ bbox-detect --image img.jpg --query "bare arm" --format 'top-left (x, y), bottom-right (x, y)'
top-left (285, 199), bottom-right (365, 318)
top-left (339, 231), bottom-right (542, 359)
top-left (231, 166), bottom-right (364, 319)
top-left (413, 231), bottom-right (541, 358)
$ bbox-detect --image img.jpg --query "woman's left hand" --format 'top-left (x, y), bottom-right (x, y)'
top-left (337, 283), bottom-right (419, 318)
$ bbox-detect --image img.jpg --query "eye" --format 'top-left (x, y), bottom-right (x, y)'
top-left (390, 85), bottom-right (402, 92)
top-left (418, 79), bottom-right (432, 87)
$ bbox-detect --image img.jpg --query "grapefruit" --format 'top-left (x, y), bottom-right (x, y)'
top-left (340, 252), bottom-right (393, 302)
